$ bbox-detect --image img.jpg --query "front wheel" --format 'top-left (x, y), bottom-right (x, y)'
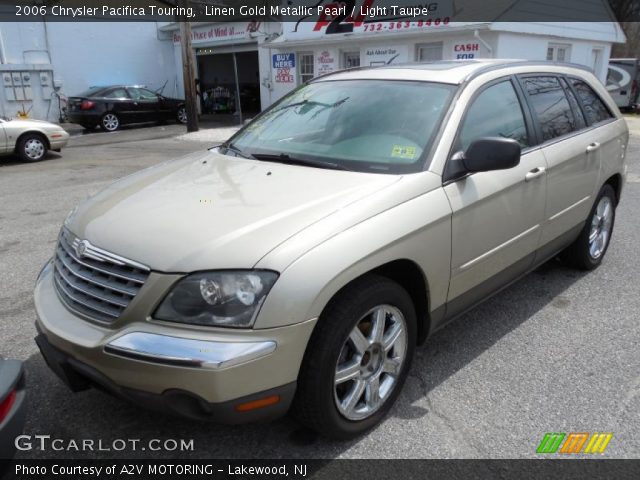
top-left (292, 275), bottom-right (416, 439)
top-left (560, 184), bottom-right (616, 270)
top-left (18, 134), bottom-right (47, 162)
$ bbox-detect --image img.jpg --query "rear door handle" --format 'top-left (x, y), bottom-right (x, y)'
top-left (525, 167), bottom-right (546, 182)
top-left (586, 142), bottom-right (601, 153)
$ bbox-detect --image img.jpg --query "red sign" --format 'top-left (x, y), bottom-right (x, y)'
top-left (275, 68), bottom-right (294, 83)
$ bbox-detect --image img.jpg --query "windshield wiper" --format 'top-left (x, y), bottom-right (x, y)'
top-left (222, 142), bottom-right (256, 160)
top-left (251, 153), bottom-right (349, 171)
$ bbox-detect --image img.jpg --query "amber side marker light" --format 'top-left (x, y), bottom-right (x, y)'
top-left (234, 395), bottom-right (280, 412)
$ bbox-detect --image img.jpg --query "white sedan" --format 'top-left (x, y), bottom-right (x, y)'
top-left (0, 117), bottom-right (69, 162)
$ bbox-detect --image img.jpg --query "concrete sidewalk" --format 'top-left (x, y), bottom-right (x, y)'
top-left (625, 115), bottom-right (640, 136)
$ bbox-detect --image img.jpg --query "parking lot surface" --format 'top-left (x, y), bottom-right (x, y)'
top-left (1, 121), bottom-right (639, 459)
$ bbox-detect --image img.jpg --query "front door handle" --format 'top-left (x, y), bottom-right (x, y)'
top-left (586, 142), bottom-right (601, 153)
top-left (525, 167), bottom-right (546, 182)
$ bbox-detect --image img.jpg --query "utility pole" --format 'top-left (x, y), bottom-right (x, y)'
top-left (178, 0), bottom-right (199, 132)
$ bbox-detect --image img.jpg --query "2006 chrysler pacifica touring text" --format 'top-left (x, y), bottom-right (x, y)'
top-left (34, 60), bottom-right (628, 439)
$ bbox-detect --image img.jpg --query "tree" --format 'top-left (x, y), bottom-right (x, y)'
top-left (608, 1), bottom-right (640, 58)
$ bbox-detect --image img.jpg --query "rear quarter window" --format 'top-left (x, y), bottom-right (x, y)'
top-left (570, 79), bottom-right (614, 125)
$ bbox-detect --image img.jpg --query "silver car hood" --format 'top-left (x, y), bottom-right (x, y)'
top-left (67, 150), bottom-right (402, 272)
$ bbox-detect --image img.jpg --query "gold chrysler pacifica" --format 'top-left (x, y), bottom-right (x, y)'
top-left (34, 60), bottom-right (628, 439)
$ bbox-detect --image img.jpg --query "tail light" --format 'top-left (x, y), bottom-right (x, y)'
top-left (80, 100), bottom-right (95, 110)
top-left (0, 389), bottom-right (16, 423)
top-left (632, 80), bottom-right (638, 97)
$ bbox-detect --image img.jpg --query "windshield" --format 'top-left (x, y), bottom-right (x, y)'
top-left (226, 80), bottom-right (456, 173)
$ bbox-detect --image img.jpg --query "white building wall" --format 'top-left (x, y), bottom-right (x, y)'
top-left (493, 32), bottom-right (612, 82)
top-left (0, 22), bottom-right (176, 122)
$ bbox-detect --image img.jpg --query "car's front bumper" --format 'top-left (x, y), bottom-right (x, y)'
top-left (47, 129), bottom-right (69, 148)
top-left (34, 262), bottom-right (317, 422)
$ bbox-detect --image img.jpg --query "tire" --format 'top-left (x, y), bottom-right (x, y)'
top-left (17, 133), bottom-right (47, 162)
top-left (100, 112), bottom-right (120, 132)
top-left (176, 106), bottom-right (187, 124)
top-left (560, 184), bottom-right (616, 270)
top-left (292, 275), bottom-right (417, 439)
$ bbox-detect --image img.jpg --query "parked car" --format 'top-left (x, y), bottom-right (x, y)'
top-left (0, 118), bottom-right (69, 162)
top-left (0, 358), bottom-right (26, 459)
top-left (34, 60), bottom-right (628, 439)
top-left (67, 86), bottom-right (187, 132)
top-left (606, 58), bottom-right (639, 111)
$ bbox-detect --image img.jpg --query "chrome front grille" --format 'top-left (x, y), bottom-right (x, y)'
top-left (53, 229), bottom-right (150, 323)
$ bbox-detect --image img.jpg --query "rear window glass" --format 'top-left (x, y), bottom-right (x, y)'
top-left (522, 76), bottom-right (577, 142)
top-left (104, 88), bottom-right (128, 99)
top-left (570, 79), bottom-right (614, 125)
top-left (77, 86), bottom-right (106, 97)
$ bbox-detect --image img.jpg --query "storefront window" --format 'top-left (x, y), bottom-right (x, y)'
top-left (546, 43), bottom-right (571, 62)
top-left (417, 42), bottom-right (443, 62)
top-left (343, 52), bottom-right (361, 68)
top-left (298, 53), bottom-right (315, 83)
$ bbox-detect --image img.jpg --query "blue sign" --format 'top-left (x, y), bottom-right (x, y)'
top-left (273, 53), bottom-right (295, 69)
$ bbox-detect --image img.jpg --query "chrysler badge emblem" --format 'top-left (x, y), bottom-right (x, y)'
top-left (75, 240), bottom-right (89, 258)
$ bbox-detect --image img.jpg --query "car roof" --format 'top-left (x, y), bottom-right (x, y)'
top-left (314, 59), bottom-right (592, 85)
top-left (88, 85), bottom-right (148, 89)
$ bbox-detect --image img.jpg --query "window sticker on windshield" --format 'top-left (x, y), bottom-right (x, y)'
top-left (391, 145), bottom-right (417, 159)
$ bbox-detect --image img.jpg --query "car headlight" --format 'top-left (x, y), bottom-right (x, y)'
top-left (63, 205), bottom-right (78, 227)
top-left (154, 270), bottom-right (278, 328)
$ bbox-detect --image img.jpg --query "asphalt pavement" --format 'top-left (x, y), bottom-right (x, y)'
top-left (0, 120), bottom-right (638, 459)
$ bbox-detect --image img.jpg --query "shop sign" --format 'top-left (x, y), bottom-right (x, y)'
top-left (273, 53), bottom-right (295, 69)
top-left (454, 42), bottom-right (480, 59)
top-left (317, 50), bottom-right (336, 75)
top-left (273, 53), bottom-right (295, 83)
top-left (364, 46), bottom-right (408, 66)
top-left (173, 22), bottom-right (256, 45)
top-left (284, 0), bottom-right (455, 39)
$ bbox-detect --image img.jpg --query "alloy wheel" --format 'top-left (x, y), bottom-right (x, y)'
top-left (177, 107), bottom-right (187, 124)
top-left (588, 196), bottom-right (614, 259)
top-left (334, 305), bottom-right (408, 421)
top-left (102, 113), bottom-right (119, 131)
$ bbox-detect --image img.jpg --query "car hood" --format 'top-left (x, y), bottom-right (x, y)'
top-left (67, 150), bottom-right (402, 272)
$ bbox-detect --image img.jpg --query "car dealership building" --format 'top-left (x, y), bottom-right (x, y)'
top-left (167, 18), bottom-right (625, 114)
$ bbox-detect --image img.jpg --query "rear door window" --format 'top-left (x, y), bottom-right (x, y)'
top-left (521, 76), bottom-right (577, 142)
top-left (559, 77), bottom-right (586, 129)
top-left (570, 79), bottom-right (614, 125)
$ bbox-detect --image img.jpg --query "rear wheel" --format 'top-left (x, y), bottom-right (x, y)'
top-left (177, 106), bottom-right (187, 124)
top-left (560, 184), bottom-right (616, 270)
top-left (17, 134), bottom-right (47, 162)
top-left (292, 275), bottom-right (416, 439)
top-left (100, 112), bottom-right (120, 132)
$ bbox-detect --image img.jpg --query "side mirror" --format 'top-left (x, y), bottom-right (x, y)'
top-left (443, 137), bottom-right (521, 183)
top-left (463, 137), bottom-right (521, 172)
